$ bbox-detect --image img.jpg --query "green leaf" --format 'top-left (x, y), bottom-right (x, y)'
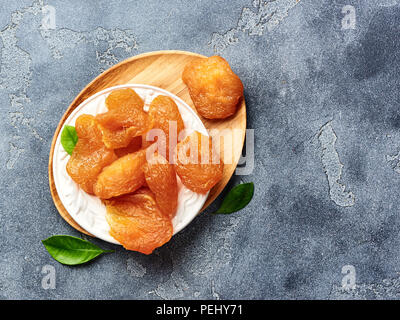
top-left (42, 235), bottom-right (114, 265)
top-left (213, 182), bottom-right (254, 214)
top-left (61, 125), bottom-right (78, 155)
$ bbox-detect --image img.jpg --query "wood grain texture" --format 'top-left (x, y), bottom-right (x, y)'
top-left (48, 50), bottom-right (246, 236)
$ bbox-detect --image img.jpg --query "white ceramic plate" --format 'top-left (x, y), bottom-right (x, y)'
top-left (53, 84), bottom-right (209, 245)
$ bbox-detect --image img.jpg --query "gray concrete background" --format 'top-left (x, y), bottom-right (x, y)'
top-left (1, 0), bottom-right (400, 299)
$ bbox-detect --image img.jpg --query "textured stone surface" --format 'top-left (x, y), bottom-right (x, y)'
top-left (1, 0), bottom-right (400, 299)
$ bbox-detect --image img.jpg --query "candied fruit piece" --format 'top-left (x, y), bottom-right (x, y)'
top-left (175, 131), bottom-right (224, 193)
top-left (106, 88), bottom-right (143, 110)
top-left (94, 149), bottom-right (146, 199)
top-left (143, 152), bottom-right (178, 218)
top-left (182, 56), bottom-right (243, 119)
top-left (105, 188), bottom-right (173, 254)
top-left (100, 124), bottom-right (150, 150)
top-left (114, 136), bottom-right (142, 158)
top-left (96, 89), bottom-right (152, 149)
top-left (66, 114), bottom-right (117, 194)
top-left (142, 95), bottom-right (185, 161)
top-left (98, 88), bottom-right (146, 129)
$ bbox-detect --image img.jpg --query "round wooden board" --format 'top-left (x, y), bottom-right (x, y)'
top-left (48, 50), bottom-right (247, 237)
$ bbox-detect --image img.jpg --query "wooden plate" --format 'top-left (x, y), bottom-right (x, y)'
top-left (48, 50), bottom-right (247, 236)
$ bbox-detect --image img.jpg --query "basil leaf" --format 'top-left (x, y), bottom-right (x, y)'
top-left (61, 125), bottom-right (78, 155)
top-left (42, 235), bottom-right (113, 265)
top-left (213, 182), bottom-right (254, 214)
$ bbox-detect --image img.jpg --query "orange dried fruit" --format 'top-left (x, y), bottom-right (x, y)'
top-left (143, 152), bottom-right (178, 218)
top-left (142, 95), bottom-right (185, 161)
top-left (114, 136), bottom-right (142, 158)
top-left (105, 188), bottom-right (173, 254)
top-left (66, 114), bottom-right (117, 194)
top-left (98, 88), bottom-right (146, 129)
top-left (106, 88), bottom-right (142, 109)
top-left (175, 131), bottom-right (224, 193)
top-left (96, 89), bottom-right (152, 149)
top-left (94, 149), bottom-right (146, 199)
top-left (100, 126), bottom-right (148, 150)
top-left (182, 56), bottom-right (243, 119)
